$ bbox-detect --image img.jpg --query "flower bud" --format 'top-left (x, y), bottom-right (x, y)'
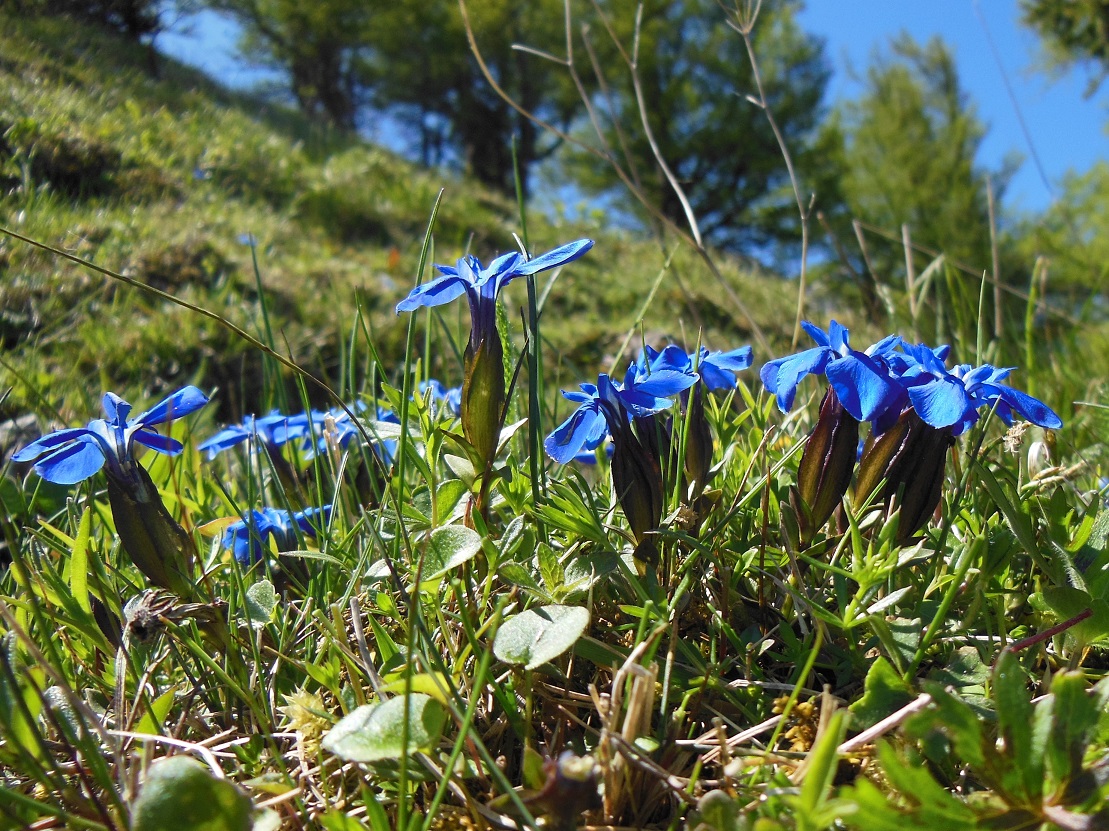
top-left (683, 385), bottom-right (714, 500)
top-left (791, 386), bottom-right (859, 545)
top-left (855, 409), bottom-right (954, 543)
top-left (105, 464), bottom-right (198, 601)
top-left (610, 415), bottom-right (667, 575)
top-left (528, 752), bottom-right (601, 831)
top-left (461, 333), bottom-right (506, 474)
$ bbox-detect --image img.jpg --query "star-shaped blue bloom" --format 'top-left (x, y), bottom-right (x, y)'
top-left (396, 239), bottom-right (594, 347)
top-left (760, 321), bottom-right (899, 422)
top-left (863, 340), bottom-right (1063, 436)
top-left (953, 363), bottom-right (1063, 434)
top-left (890, 341), bottom-right (976, 432)
top-left (198, 410), bottom-right (293, 459)
top-left (544, 378), bottom-right (614, 466)
top-left (13, 386), bottom-right (209, 485)
top-left (222, 505), bottom-right (331, 566)
top-left (638, 344), bottom-right (753, 392)
top-left (544, 364), bottom-right (696, 464)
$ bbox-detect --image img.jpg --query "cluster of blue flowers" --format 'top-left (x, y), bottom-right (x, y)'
top-left (544, 344), bottom-right (754, 464)
top-left (761, 320), bottom-right (1062, 434)
top-left (760, 320), bottom-right (1061, 543)
top-left (540, 317), bottom-right (1062, 552)
top-left (221, 506), bottom-right (331, 566)
top-left (199, 380), bottom-right (461, 466)
top-left (13, 228), bottom-right (1067, 584)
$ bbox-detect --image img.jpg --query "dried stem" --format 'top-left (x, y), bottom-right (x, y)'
top-left (457, 0), bottom-right (770, 352)
top-left (729, 3), bottom-right (811, 346)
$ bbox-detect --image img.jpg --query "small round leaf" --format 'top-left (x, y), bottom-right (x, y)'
top-left (244, 579), bottom-right (278, 628)
top-left (132, 756), bottom-right (252, 831)
top-left (321, 694), bottom-right (446, 763)
top-left (493, 604), bottom-right (590, 670)
top-left (422, 525), bottom-right (482, 582)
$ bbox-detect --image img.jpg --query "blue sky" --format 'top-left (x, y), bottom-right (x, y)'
top-left (800, 0), bottom-right (1105, 213)
top-left (159, 1), bottom-right (1105, 215)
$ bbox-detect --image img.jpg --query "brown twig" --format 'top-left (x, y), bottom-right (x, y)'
top-left (457, 0), bottom-right (770, 353)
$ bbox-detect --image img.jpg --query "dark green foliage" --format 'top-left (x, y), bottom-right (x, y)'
top-left (1022, 0), bottom-right (1109, 92)
top-left (844, 653), bottom-right (1109, 830)
top-left (206, 0), bottom-right (374, 130)
top-left (368, 0), bottom-right (577, 198)
top-left (568, 0), bottom-right (834, 257)
top-left (15, 0), bottom-right (160, 40)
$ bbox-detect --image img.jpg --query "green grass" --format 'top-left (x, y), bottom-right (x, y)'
top-left (2, 10), bottom-right (1109, 831)
top-left (0, 13), bottom-right (809, 429)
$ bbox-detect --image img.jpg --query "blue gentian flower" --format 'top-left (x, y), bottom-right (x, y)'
top-left (876, 344), bottom-right (1063, 437)
top-left (268, 402), bottom-right (400, 464)
top-left (198, 410), bottom-right (292, 460)
top-left (398, 240), bottom-right (594, 517)
top-left (13, 387), bottom-right (209, 485)
top-left (889, 342), bottom-right (975, 432)
top-left (638, 344), bottom-right (753, 392)
top-left (855, 341), bottom-right (1063, 543)
top-left (544, 376), bottom-right (621, 466)
top-left (271, 405), bottom-right (356, 454)
top-left (952, 363), bottom-right (1063, 433)
top-left (760, 321), bottom-right (899, 422)
top-left (223, 505), bottom-right (331, 566)
top-left (544, 365), bottom-right (696, 465)
top-left (396, 239), bottom-right (594, 346)
top-left (269, 409), bottom-right (324, 450)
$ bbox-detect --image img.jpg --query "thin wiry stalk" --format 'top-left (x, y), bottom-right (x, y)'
top-left (852, 218), bottom-right (1075, 325)
top-left (457, 0), bottom-right (770, 353)
top-left (727, 3), bottom-right (812, 347)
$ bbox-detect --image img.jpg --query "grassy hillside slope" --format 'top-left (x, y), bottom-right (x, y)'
top-left (0, 14), bottom-right (799, 430)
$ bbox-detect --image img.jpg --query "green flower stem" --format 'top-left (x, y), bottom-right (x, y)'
top-left (905, 410), bottom-right (995, 679)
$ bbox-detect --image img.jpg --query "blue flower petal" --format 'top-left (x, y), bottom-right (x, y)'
top-left (647, 344), bottom-right (693, 374)
top-left (101, 393), bottom-right (131, 426)
top-left (827, 320), bottom-right (849, 353)
top-left (12, 427), bottom-right (96, 463)
top-left (700, 346), bottom-right (753, 390)
top-left (223, 509), bottom-right (276, 566)
top-left (993, 386), bottom-right (1062, 429)
top-left (294, 505), bottom-right (332, 536)
top-left (514, 239), bottom-right (594, 275)
top-left (825, 352), bottom-right (897, 422)
top-left (905, 376), bottom-right (973, 429)
top-left (396, 273), bottom-right (469, 313)
top-left (800, 320), bottom-right (830, 347)
top-left (764, 346), bottom-right (833, 412)
top-left (633, 368), bottom-right (698, 398)
top-left (545, 404), bottom-right (607, 465)
top-left (198, 425), bottom-right (250, 458)
top-left (137, 386), bottom-right (209, 426)
top-left (32, 439), bottom-right (107, 485)
top-left (132, 430), bottom-right (185, 456)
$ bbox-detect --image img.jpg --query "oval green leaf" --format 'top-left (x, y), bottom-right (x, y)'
top-left (132, 756), bottom-right (252, 831)
top-left (493, 604), bottom-right (590, 670)
top-left (244, 579), bottom-right (278, 628)
top-left (422, 525), bottom-right (482, 582)
top-left (321, 694), bottom-right (446, 763)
